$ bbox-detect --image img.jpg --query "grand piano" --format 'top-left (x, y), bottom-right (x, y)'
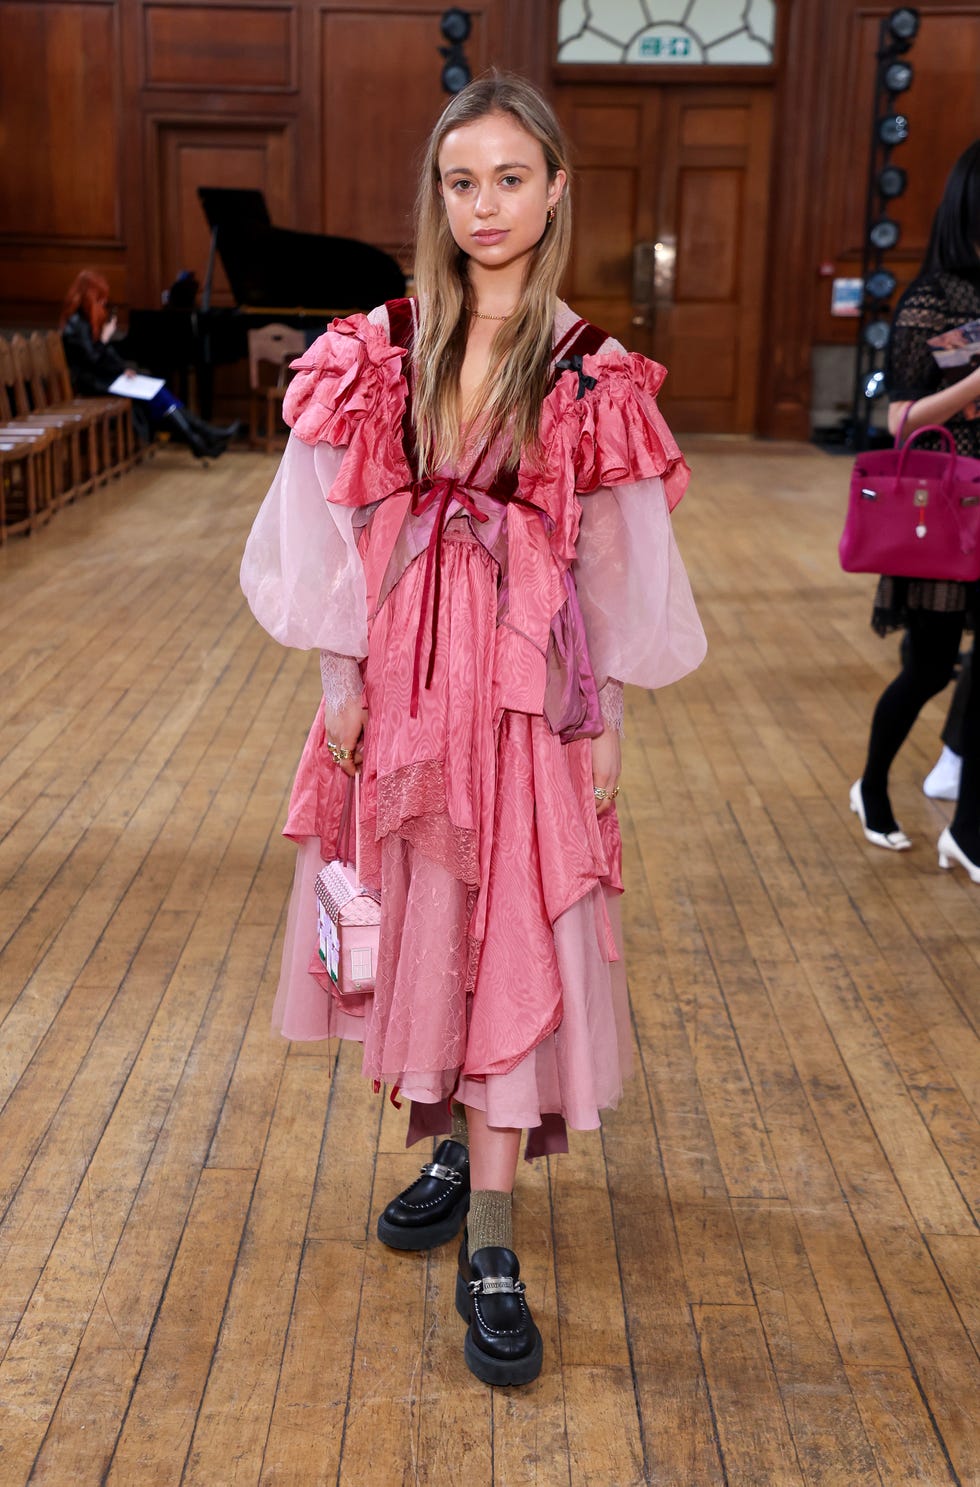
top-left (122, 188), bottom-right (407, 416)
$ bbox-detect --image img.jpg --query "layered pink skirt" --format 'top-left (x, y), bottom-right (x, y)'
top-left (272, 526), bottom-right (632, 1150)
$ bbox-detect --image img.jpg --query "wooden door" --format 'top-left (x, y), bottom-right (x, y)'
top-left (556, 83), bottom-right (773, 434)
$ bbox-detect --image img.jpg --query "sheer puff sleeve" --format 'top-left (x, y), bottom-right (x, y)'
top-left (240, 438), bottom-right (369, 655)
top-left (240, 309), bottom-right (410, 657)
top-left (526, 343), bottom-right (705, 691)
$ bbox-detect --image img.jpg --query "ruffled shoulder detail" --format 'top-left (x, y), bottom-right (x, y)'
top-left (282, 312), bottom-right (410, 506)
top-left (520, 347), bottom-right (690, 559)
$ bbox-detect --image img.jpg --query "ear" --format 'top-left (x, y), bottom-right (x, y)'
top-left (547, 169), bottom-right (567, 209)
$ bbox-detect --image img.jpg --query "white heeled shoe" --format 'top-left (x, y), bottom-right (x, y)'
top-left (923, 745), bottom-right (962, 801)
top-left (938, 827), bottom-right (980, 883)
top-left (849, 780), bottom-right (912, 851)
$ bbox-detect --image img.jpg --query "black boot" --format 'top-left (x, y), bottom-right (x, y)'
top-left (455, 1231), bottom-right (543, 1386)
top-left (376, 1139), bottom-right (470, 1250)
top-left (161, 406), bottom-right (214, 460)
top-left (184, 409), bottom-right (242, 449)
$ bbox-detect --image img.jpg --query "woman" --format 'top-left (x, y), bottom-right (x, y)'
top-left (852, 140), bottom-right (980, 882)
top-left (60, 270), bottom-right (237, 460)
top-left (241, 74), bottom-right (706, 1385)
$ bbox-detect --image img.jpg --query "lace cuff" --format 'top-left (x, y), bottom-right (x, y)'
top-left (320, 650), bottom-right (363, 713)
top-left (599, 678), bottom-right (624, 735)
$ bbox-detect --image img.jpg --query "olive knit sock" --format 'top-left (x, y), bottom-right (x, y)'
top-left (467, 1189), bottom-right (513, 1255)
top-left (450, 1102), bottom-right (469, 1148)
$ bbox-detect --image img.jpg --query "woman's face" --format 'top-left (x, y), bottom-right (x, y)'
top-left (437, 111), bottom-right (565, 277)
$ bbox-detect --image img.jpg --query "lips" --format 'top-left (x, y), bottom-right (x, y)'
top-left (472, 229), bottom-right (508, 244)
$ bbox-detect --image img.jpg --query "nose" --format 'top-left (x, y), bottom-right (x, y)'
top-left (474, 189), bottom-right (497, 219)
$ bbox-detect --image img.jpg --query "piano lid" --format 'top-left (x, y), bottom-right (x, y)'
top-left (197, 187), bottom-right (406, 314)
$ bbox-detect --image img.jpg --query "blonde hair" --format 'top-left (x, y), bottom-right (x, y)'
top-left (412, 72), bottom-right (572, 474)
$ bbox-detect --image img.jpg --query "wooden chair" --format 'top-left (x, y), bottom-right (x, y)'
top-left (248, 324), bottom-right (306, 452)
top-left (0, 436), bottom-right (47, 540)
top-left (45, 330), bottom-right (137, 478)
top-left (26, 332), bottom-right (102, 496)
top-left (3, 334), bottom-right (86, 509)
top-left (0, 351), bottom-right (56, 528)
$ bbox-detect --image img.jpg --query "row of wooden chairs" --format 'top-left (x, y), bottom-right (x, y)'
top-left (0, 331), bottom-right (140, 544)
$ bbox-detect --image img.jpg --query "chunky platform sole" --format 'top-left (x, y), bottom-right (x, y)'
top-left (454, 1270), bottom-right (543, 1386)
top-left (376, 1195), bottom-right (469, 1251)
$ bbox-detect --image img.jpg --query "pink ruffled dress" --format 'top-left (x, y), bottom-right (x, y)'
top-left (240, 299), bottom-right (706, 1157)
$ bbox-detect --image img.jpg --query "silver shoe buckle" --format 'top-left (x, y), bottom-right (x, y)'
top-left (468, 1276), bottom-right (525, 1296)
top-left (420, 1162), bottom-right (462, 1185)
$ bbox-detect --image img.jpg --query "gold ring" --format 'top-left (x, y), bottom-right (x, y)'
top-left (327, 740), bottom-right (353, 763)
top-left (594, 787), bottom-right (608, 801)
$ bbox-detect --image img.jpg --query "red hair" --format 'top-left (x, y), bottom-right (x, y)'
top-left (60, 270), bottom-right (111, 338)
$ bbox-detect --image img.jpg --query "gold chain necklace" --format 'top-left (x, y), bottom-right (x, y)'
top-left (472, 309), bottom-right (514, 321)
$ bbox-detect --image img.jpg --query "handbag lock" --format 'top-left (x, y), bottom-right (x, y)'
top-left (914, 486), bottom-right (928, 539)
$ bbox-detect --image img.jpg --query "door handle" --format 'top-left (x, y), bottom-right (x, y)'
top-left (632, 241), bottom-right (655, 326)
top-left (652, 235), bottom-right (676, 303)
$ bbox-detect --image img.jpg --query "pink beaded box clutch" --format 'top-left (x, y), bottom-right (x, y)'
top-left (314, 777), bottom-right (380, 997)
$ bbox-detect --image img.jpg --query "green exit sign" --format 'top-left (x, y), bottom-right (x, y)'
top-left (639, 34), bottom-right (692, 58)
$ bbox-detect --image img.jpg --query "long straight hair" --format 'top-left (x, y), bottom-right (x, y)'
top-left (412, 73), bottom-right (572, 474)
top-left (922, 139), bottom-right (980, 279)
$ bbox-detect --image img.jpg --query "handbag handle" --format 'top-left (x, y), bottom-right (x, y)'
top-left (335, 776), bottom-right (354, 866)
top-left (334, 774), bottom-right (364, 879)
top-left (895, 403), bottom-right (956, 460)
top-left (894, 423), bottom-right (958, 497)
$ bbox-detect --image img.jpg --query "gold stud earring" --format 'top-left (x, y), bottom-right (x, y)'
top-left (547, 205), bottom-right (556, 224)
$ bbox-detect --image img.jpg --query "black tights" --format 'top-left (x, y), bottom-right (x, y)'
top-left (862, 611), bottom-right (980, 856)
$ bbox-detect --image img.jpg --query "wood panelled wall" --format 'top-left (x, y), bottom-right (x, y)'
top-left (0, 0), bottom-right (546, 323)
top-left (5, 0), bottom-right (980, 438)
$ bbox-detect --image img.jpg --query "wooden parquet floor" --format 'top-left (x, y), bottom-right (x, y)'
top-left (0, 440), bottom-right (977, 1487)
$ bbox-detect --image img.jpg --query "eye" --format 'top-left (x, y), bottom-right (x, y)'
top-left (500, 175), bottom-right (522, 188)
top-left (450, 178), bottom-right (474, 192)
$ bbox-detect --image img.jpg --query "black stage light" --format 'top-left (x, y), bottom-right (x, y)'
top-left (441, 7), bottom-right (471, 43)
top-left (439, 8), bottom-right (472, 93)
top-left (864, 320), bottom-right (891, 351)
top-left (882, 59), bottom-right (913, 92)
top-left (864, 369), bottom-right (887, 399)
top-left (878, 164), bottom-right (907, 198)
top-left (878, 113), bottom-right (910, 146)
top-left (442, 56), bottom-right (471, 92)
top-left (869, 218), bottom-right (901, 250)
top-left (867, 268), bottom-right (897, 300)
top-left (888, 7), bottom-right (920, 43)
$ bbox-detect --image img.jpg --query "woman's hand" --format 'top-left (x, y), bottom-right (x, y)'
top-left (325, 698), bottom-right (368, 778)
top-left (591, 725), bottom-right (621, 819)
top-left (100, 315), bottom-right (118, 344)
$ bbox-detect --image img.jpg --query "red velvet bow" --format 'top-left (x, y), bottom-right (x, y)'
top-left (408, 476), bottom-right (490, 717)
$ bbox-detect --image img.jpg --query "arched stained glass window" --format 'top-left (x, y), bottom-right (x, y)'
top-left (557, 0), bottom-right (776, 66)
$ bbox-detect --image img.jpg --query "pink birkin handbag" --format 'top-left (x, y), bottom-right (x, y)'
top-left (841, 421), bottom-right (980, 582)
top-left (314, 776), bottom-right (380, 998)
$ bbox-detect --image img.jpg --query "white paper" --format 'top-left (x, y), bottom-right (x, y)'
top-left (108, 373), bottom-right (166, 401)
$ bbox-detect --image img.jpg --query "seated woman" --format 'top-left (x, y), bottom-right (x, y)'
top-left (60, 270), bottom-right (238, 460)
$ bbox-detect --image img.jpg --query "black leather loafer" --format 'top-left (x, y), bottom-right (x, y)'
top-left (376, 1139), bottom-right (470, 1250)
top-left (455, 1233), bottom-right (543, 1386)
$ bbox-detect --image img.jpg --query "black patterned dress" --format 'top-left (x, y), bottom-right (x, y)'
top-left (875, 270), bottom-right (980, 635)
